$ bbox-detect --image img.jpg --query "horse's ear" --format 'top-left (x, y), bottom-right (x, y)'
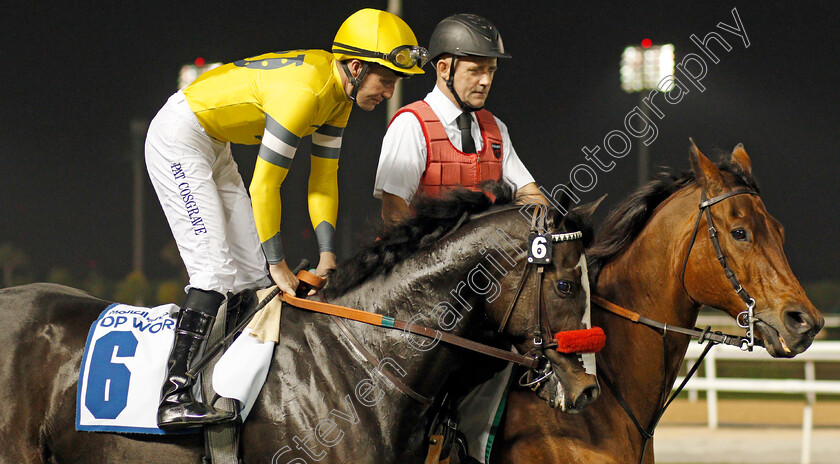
top-left (731, 143), bottom-right (752, 175)
top-left (555, 189), bottom-right (572, 214)
top-left (572, 194), bottom-right (607, 220)
top-left (543, 188), bottom-right (574, 230)
top-left (688, 137), bottom-right (725, 196)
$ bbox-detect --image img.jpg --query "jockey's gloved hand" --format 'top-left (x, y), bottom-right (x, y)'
top-left (269, 260), bottom-right (299, 296)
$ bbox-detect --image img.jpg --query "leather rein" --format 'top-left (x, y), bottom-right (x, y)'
top-left (294, 209), bottom-right (585, 403)
top-left (592, 186), bottom-right (761, 464)
top-left (197, 205), bottom-right (588, 405)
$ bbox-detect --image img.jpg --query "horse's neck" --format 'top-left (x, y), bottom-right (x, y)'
top-left (596, 189), bottom-right (702, 428)
top-left (331, 225), bottom-right (500, 399)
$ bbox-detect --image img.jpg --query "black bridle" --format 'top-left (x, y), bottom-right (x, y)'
top-left (680, 187), bottom-right (760, 351)
top-left (485, 205), bottom-right (587, 393)
top-left (599, 185), bottom-right (762, 464)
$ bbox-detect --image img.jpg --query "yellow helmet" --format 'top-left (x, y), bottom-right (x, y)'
top-left (333, 8), bottom-right (427, 75)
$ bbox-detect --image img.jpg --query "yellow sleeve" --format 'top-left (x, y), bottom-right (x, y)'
top-left (249, 90), bottom-right (318, 264)
top-left (308, 124), bottom-right (344, 253)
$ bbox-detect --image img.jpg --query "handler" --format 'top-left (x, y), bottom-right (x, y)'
top-left (374, 13), bottom-right (543, 227)
top-left (373, 14), bottom-right (543, 461)
top-left (145, 8), bottom-right (426, 429)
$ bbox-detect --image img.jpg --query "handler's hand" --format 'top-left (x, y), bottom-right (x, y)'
top-left (269, 261), bottom-right (299, 296)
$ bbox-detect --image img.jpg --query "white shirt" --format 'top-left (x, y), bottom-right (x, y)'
top-left (374, 85), bottom-right (535, 203)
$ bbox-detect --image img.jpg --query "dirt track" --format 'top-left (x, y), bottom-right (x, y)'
top-left (659, 398), bottom-right (840, 427)
top-left (654, 399), bottom-right (840, 464)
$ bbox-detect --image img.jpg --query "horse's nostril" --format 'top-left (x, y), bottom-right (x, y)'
top-left (783, 308), bottom-right (814, 335)
top-left (576, 385), bottom-right (600, 410)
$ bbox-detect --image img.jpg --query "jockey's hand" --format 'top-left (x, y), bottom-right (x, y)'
top-left (315, 252), bottom-right (337, 277)
top-left (269, 261), bottom-right (299, 297)
top-left (309, 252), bottom-right (337, 296)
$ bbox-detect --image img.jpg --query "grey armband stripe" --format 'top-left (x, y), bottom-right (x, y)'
top-left (312, 124), bottom-right (343, 159)
top-left (315, 124), bottom-right (344, 137)
top-left (261, 232), bottom-right (285, 264)
top-left (258, 145), bottom-right (294, 169)
top-left (311, 145), bottom-right (341, 159)
top-left (314, 221), bottom-right (336, 253)
top-left (265, 115), bottom-right (301, 146)
top-left (259, 115), bottom-right (300, 168)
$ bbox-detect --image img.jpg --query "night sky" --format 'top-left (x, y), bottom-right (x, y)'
top-left (3, 1), bottom-right (838, 285)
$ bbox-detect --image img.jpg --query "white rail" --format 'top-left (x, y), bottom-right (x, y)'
top-left (674, 341), bottom-right (840, 464)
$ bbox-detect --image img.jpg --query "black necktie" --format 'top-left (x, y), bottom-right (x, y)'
top-left (456, 112), bottom-right (476, 154)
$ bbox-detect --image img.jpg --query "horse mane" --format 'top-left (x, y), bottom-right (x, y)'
top-left (324, 182), bottom-right (515, 297)
top-left (587, 154), bottom-right (759, 282)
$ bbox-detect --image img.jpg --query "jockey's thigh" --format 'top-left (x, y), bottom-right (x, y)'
top-left (213, 145), bottom-right (271, 294)
top-left (145, 91), bottom-right (243, 295)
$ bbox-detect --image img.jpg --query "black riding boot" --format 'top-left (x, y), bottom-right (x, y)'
top-left (157, 288), bottom-right (235, 430)
top-left (224, 288), bottom-right (256, 336)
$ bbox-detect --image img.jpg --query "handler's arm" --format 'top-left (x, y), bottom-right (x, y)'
top-left (516, 182), bottom-right (547, 206)
top-left (373, 112), bottom-right (427, 228)
top-left (382, 192), bottom-right (412, 228)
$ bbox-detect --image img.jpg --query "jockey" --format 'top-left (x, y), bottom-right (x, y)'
top-left (145, 8), bottom-right (426, 430)
top-left (372, 14), bottom-right (544, 462)
top-left (374, 13), bottom-right (544, 227)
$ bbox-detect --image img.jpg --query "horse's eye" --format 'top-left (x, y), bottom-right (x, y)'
top-left (555, 280), bottom-right (574, 297)
top-left (731, 228), bottom-right (748, 241)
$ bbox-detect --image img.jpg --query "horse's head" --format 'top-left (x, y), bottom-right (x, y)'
top-left (683, 141), bottom-right (824, 357)
top-left (484, 200), bottom-right (603, 413)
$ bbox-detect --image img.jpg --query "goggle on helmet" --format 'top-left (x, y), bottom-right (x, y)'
top-left (332, 43), bottom-right (429, 72)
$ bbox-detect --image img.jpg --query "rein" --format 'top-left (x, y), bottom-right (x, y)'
top-left (283, 290), bottom-right (542, 369)
top-left (190, 284), bottom-right (544, 384)
top-left (592, 186), bottom-right (762, 464)
top-left (191, 203), bottom-right (601, 406)
top-left (591, 295), bottom-right (747, 348)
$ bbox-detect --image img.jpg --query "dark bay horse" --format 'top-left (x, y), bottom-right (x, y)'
top-left (0, 185), bottom-right (600, 463)
top-left (490, 143), bottom-right (824, 463)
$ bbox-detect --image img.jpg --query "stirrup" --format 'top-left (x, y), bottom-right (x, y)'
top-left (210, 393), bottom-right (243, 424)
top-left (157, 402), bottom-right (236, 431)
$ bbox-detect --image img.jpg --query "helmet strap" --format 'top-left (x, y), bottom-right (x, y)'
top-left (341, 61), bottom-right (370, 103)
top-left (446, 56), bottom-right (482, 113)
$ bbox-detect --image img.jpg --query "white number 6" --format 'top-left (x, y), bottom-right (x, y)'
top-left (531, 235), bottom-right (547, 259)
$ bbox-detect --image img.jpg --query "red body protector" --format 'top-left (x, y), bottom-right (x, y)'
top-left (391, 101), bottom-right (504, 198)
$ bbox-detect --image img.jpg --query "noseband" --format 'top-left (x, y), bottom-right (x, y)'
top-left (680, 187), bottom-right (760, 351)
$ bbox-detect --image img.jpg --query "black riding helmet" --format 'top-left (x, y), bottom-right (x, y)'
top-left (429, 14), bottom-right (511, 112)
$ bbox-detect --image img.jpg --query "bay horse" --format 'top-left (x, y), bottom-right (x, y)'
top-left (0, 184), bottom-right (601, 463)
top-left (489, 143), bottom-right (824, 463)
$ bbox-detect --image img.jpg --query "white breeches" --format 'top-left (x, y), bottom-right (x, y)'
top-left (145, 91), bottom-right (271, 295)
